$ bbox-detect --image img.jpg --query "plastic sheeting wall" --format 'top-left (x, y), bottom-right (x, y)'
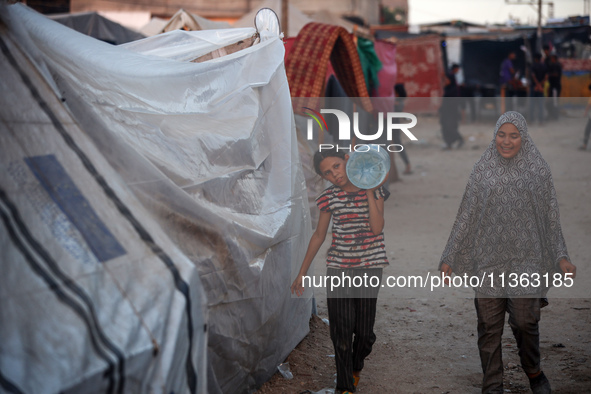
top-left (1, 3), bottom-right (313, 393)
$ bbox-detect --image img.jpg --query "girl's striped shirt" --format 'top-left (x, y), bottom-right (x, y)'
top-left (316, 185), bottom-right (390, 269)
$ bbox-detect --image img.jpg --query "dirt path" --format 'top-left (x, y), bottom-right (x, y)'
top-left (258, 113), bottom-right (591, 393)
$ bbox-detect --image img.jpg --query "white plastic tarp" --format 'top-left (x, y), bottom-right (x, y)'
top-left (1, 3), bottom-right (312, 393)
top-left (121, 27), bottom-right (257, 62)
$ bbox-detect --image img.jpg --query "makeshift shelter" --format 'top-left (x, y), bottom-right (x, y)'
top-left (515, 23), bottom-right (591, 59)
top-left (285, 22), bottom-right (396, 112)
top-left (1, 3), bottom-right (312, 394)
top-left (452, 25), bottom-right (591, 92)
top-left (458, 31), bottom-right (532, 88)
top-left (50, 11), bottom-right (145, 44)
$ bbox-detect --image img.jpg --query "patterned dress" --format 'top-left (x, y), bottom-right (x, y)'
top-left (316, 185), bottom-right (390, 269)
top-left (439, 111), bottom-right (570, 296)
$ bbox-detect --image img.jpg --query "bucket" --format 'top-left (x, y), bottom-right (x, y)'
top-left (346, 145), bottom-right (391, 189)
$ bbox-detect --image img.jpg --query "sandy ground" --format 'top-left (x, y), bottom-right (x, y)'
top-left (258, 111), bottom-right (591, 393)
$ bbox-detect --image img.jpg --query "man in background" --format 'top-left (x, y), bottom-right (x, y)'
top-left (500, 52), bottom-right (518, 111)
top-left (547, 54), bottom-right (562, 120)
top-left (529, 53), bottom-right (547, 125)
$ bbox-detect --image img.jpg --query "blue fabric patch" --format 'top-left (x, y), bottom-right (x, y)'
top-left (25, 155), bottom-right (126, 263)
top-left (563, 70), bottom-right (590, 77)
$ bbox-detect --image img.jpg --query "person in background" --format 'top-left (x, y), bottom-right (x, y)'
top-left (440, 63), bottom-right (464, 149)
top-left (500, 51), bottom-right (518, 111)
top-left (393, 83), bottom-right (412, 175)
top-left (547, 54), bottom-right (562, 120)
top-left (529, 53), bottom-right (547, 125)
top-left (542, 44), bottom-right (551, 66)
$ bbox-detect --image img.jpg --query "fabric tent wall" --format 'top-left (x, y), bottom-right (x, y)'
top-left (373, 39), bottom-right (397, 112)
top-left (2, 3), bottom-right (313, 393)
top-left (0, 7), bottom-right (207, 393)
top-left (394, 34), bottom-right (444, 113)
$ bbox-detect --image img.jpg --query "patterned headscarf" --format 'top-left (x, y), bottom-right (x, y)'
top-left (439, 112), bottom-right (569, 296)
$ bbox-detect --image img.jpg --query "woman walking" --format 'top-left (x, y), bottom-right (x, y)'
top-left (439, 111), bottom-right (576, 393)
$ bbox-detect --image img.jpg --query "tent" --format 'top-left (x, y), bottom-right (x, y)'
top-left (285, 22), bottom-right (373, 114)
top-left (50, 11), bottom-right (145, 44)
top-left (0, 3), bottom-right (312, 393)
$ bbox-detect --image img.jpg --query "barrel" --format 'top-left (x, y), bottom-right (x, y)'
top-left (346, 145), bottom-right (391, 189)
